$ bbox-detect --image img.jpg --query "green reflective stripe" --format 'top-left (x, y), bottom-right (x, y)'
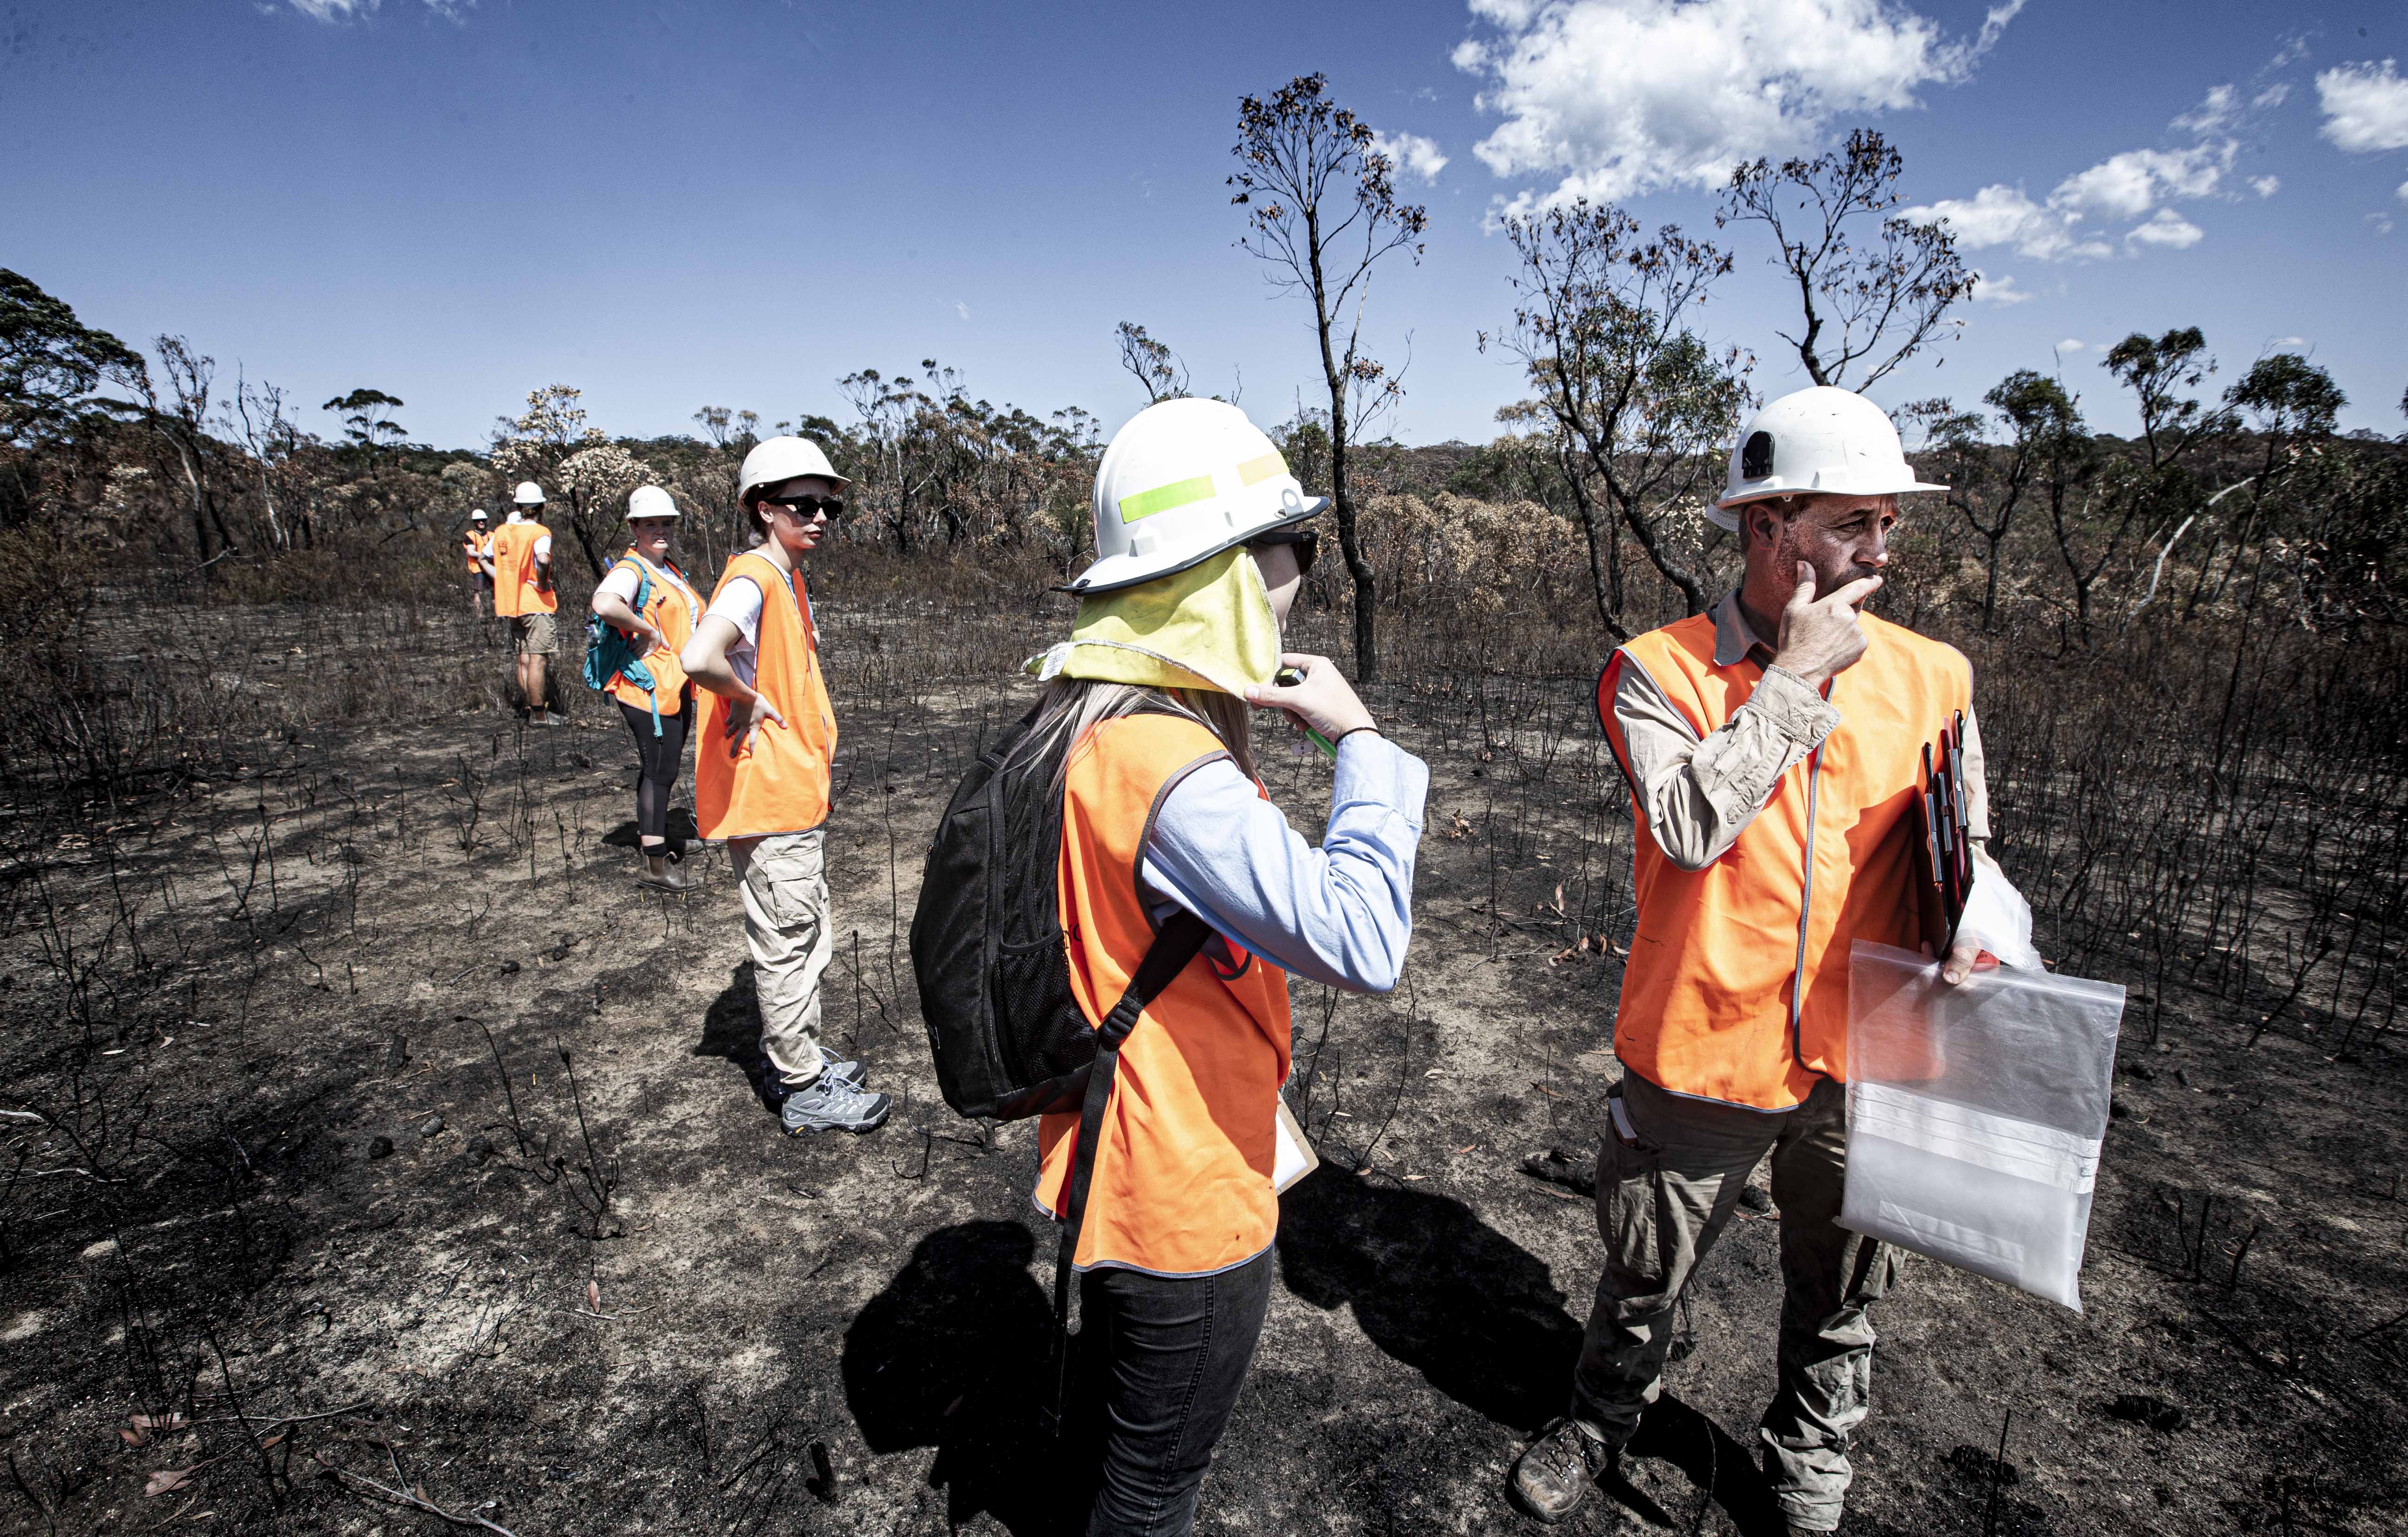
top-left (1118, 474), bottom-right (1217, 523)
top-left (1236, 451), bottom-right (1288, 487)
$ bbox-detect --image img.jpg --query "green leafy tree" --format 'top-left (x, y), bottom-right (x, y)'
top-left (0, 268), bottom-right (143, 448)
top-left (2045, 327), bottom-right (2227, 641)
top-left (1485, 199), bottom-right (1751, 630)
top-left (321, 388), bottom-right (407, 470)
top-left (1115, 322), bottom-right (1191, 404)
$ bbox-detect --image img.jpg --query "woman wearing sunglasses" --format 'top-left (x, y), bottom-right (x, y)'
top-left (681, 437), bottom-right (889, 1136)
top-left (1021, 398), bottom-right (1425, 1536)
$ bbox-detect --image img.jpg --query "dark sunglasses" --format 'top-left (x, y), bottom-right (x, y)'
top-left (1247, 528), bottom-right (1318, 578)
top-left (759, 493), bottom-right (845, 519)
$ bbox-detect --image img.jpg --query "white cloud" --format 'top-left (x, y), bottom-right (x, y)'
top-left (1969, 269), bottom-right (2032, 304)
top-left (2172, 84), bottom-right (2238, 136)
top-left (2056, 338), bottom-right (2086, 353)
top-left (2271, 335), bottom-right (2307, 347)
top-left (2250, 175), bottom-right (2280, 197)
top-left (2126, 208), bottom-right (2204, 249)
top-left (285, 0), bottom-right (465, 19)
top-left (1909, 82), bottom-right (2247, 261)
top-left (1370, 131), bottom-right (1450, 183)
top-left (2370, 212), bottom-right (2397, 235)
top-left (2252, 83), bottom-right (2290, 111)
top-left (1453, 0), bottom-right (2024, 209)
top-left (955, 301), bottom-right (971, 321)
top-left (2051, 143), bottom-right (2229, 218)
top-left (2399, 178), bottom-right (2408, 204)
top-left (1907, 184), bottom-right (2107, 261)
top-left (2318, 59), bottom-right (2408, 152)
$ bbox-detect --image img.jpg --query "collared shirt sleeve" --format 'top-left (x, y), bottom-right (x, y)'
top-left (1138, 732), bottom-right (1428, 993)
top-left (1610, 655), bottom-right (1839, 871)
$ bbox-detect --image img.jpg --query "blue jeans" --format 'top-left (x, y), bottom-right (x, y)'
top-left (1080, 1248), bottom-right (1274, 1537)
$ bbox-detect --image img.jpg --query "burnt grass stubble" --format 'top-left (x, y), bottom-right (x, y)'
top-left (2, 589), bottom-right (2403, 1537)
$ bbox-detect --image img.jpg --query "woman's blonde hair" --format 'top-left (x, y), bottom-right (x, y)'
top-left (1014, 676), bottom-right (1256, 791)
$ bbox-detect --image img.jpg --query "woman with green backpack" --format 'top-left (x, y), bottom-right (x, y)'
top-left (1016, 399), bottom-right (1428, 1535)
top-left (590, 484), bottom-right (703, 893)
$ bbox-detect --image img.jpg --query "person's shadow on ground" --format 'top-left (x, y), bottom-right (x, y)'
top-left (842, 1220), bottom-right (1080, 1536)
top-left (693, 960), bottom-right (782, 1115)
top-left (600, 806), bottom-right (699, 853)
top-left (1276, 1164), bottom-right (1785, 1535)
top-left (1277, 1163), bottom-right (1586, 1433)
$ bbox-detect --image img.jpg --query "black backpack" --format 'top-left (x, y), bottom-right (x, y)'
top-left (908, 703), bottom-right (1210, 1431)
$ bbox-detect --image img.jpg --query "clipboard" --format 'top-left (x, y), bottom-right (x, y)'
top-left (1273, 1098), bottom-right (1319, 1194)
top-left (1912, 713), bottom-right (1974, 952)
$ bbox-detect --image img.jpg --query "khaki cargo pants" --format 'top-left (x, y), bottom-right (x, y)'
top-left (729, 831), bottom-right (834, 1090)
top-left (1571, 1071), bottom-right (1898, 1533)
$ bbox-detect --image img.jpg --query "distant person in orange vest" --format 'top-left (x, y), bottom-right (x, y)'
top-left (681, 437), bottom-right (881, 1134)
top-left (463, 508), bottom-right (493, 621)
top-left (592, 484), bottom-right (703, 893)
top-left (485, 481), bottom-right (561, 727)
top-left (1509, 388), bottom-right (2041, 1534)
top-left (1023, 400), bottom-right (1426, 1536)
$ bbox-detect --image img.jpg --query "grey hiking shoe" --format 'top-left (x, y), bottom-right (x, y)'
top-left (762, 1048), bottom-right (864, 1097)
top-left (780, 1073), bottom-right (891, 1134)
top-left (1508, 1419), bottom-right (1616, 1524)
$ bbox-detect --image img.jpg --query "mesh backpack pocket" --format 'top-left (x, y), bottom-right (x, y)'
top-left (910, 707), bottom-right (1099, 1120)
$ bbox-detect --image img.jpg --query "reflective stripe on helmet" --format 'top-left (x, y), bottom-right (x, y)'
top-left (1118, 474), bottom-right (1218, 523)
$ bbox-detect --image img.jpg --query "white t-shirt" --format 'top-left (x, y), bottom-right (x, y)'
top-left (597, 564), bottom-right (643, 605)
top-left (599, 557), bottom-right (699, 621)
top-left (702, 576), bottom-right (768, 689)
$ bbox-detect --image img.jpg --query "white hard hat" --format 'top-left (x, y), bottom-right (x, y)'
top-left (627, 485), bottom-right (680, 521)
top-left (469, 509), bottom-right (488, 522)
top-left (1708, 386), bottom-right (1945, 531)
top-left (1069, 398), bottom-right (1327, 595)
top-left (738, 436), bottom-right (851, 504)
top-left (513, 481), bottom-right (546, 506)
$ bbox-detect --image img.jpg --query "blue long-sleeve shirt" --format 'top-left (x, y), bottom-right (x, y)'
top-left (1137, 731), bottom-right (1428, 992)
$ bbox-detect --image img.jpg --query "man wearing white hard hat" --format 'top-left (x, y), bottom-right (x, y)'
top-left (463, 508), bottom-right (493, 621)
top-left (1018, 398), bottom-right (1427, 1535)
top-left (591, 485), bottom-right (705, 893)
top-left (485, 481), bottom-right (561, 725)
top-left (1511, 387), bottom-right (2040, 1532)
top-left (681, 438), bottom-right (882, 1134)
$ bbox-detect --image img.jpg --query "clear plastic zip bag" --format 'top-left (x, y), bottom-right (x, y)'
top-left (1842, 940), bottom-right (2126, 1312)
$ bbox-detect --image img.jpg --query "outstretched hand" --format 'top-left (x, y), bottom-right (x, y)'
top-left (1245, 652), bottom-right (1376, 742)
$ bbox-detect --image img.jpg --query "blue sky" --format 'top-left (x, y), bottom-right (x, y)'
top-left (5, 0), bottom-right (2403, 450)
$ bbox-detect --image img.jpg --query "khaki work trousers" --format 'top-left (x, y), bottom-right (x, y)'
top-left (1571, 1071), bottom-right (1897, 1533)
top-left (729, 830), bottom-right (834, 1090)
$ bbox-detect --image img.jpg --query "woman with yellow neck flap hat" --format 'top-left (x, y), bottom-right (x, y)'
top-left (1019, 398), bottom-right (1429, 1536)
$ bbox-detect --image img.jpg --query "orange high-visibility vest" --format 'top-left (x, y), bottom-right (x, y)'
top-left (694, 550), bottom-right (837, 839)
top-left (1598, 610), bottom-right (1971, 1111)
top-left (1034, 713), bottom-right (1294, 1275)
top-left (489, 521), bottom-right (556, 617)
top-left (603, 550), bottom-right (700, 716)
top-left (463, 529), bottom-right (487, 574)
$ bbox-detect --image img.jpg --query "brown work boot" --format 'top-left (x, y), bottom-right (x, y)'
top-left (1508, 1418), bottom-right (1615, 1524)
top-left (636, 857), bottom-right (693, 894)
